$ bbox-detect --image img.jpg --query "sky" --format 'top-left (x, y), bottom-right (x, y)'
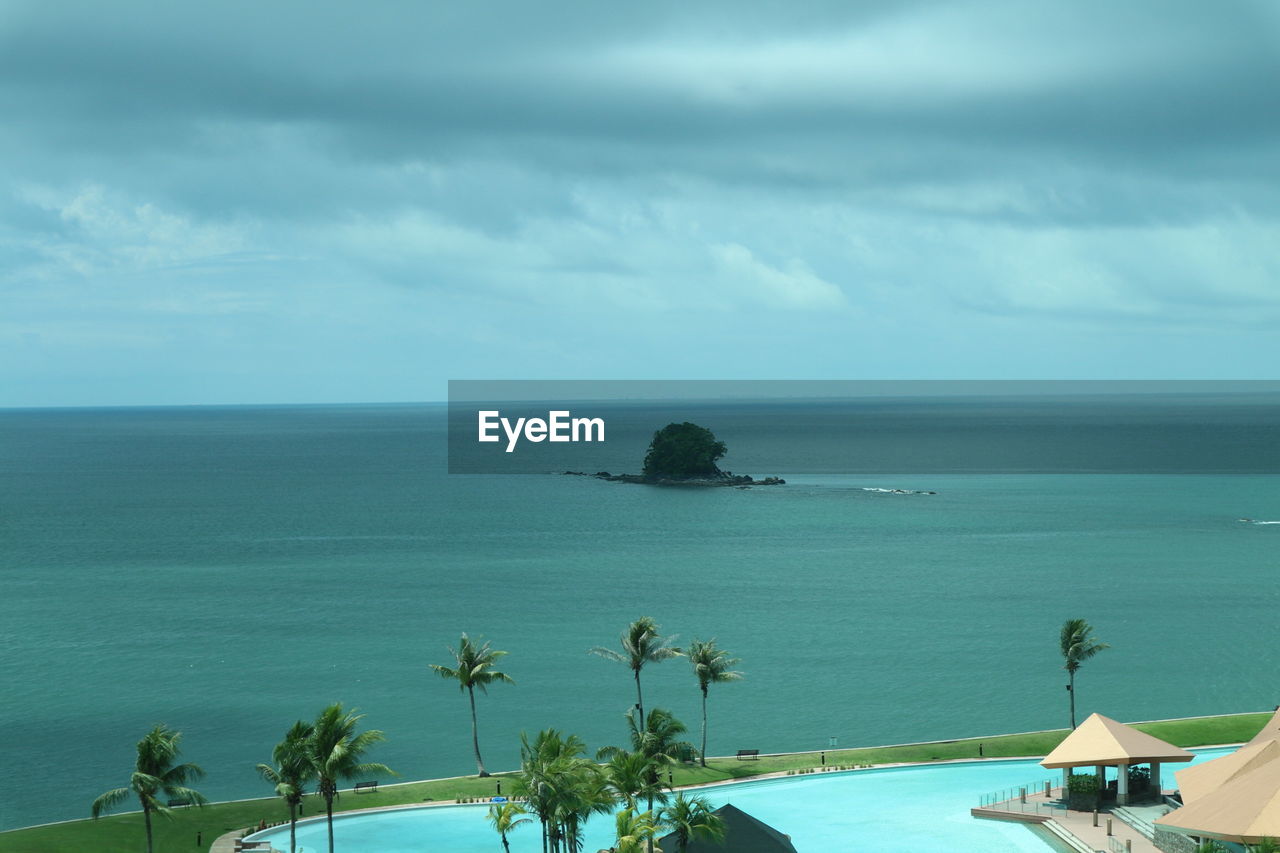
top-left (2, 0), bottom-right (1279, 406)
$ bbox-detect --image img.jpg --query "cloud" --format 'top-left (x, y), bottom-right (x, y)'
top-left (1, 0), bottom-right (1279, 403)
top-left (710, 243), bottom-right (847, 310)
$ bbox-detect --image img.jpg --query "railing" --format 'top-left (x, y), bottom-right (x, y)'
top-left (1111, 806), bottom-right (1157, 840)
top-left (1107, 836), bottom-right (1133, 853)
top-left (976, 778), bottom-right (1062, 815)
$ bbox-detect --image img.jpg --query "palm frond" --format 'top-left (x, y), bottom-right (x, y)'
top-left (90, 787), bottom-right (130, 819)
top-left (1060, 618), bottom-right (1109, 671)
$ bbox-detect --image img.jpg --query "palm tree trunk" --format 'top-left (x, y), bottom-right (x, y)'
top-left (501, 831), bottom-right (511, 853)
top-left (289, 801), bottom-right (298, 853)
top-left (468, 686), bottom-right (489, 776)
top-left (647, 792), bottom-right (655, 853)
top-left (700, 684), bottom-right (709, 767)
top-left (634, 669), bottom-right (644, 723)
top-left (326, 792), bottom-right (335, 853)
top-left (143, 804), bottom-right (153, 853)
top-left (1068, 670), bottom-right (1077, 729)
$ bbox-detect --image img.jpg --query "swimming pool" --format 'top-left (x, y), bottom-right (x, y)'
top-left (249, 748), bottom-right (1230, 852)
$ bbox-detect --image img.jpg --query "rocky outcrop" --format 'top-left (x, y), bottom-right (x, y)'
top-left (562, 471), bottom-right (784, 487)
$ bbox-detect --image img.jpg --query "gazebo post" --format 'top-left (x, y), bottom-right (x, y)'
top-left (1117, 762), bottom-right (1129, 805)
top-left (1151, 762), bottom-right (1161, 798)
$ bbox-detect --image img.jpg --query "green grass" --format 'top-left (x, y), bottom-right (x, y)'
top-left (2, 711), bottom-right (1268, 853)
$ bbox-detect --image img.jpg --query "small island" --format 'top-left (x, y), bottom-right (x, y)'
top-left (565, 421), bottom-right (784, 487)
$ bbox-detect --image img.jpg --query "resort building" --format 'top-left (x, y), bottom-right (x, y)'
top-left (1154, 707), bottom-right (1280, 852)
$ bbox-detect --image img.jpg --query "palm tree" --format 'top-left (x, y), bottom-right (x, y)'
top-left (687, 639), bottom-right (742, 767)
top-left (1059, 618), bottom-right (1109, 728)
top-left (515, 729), bottom-right (614, 853)
top-left (590, 617), bottom-right (682, 722)
top-left (659, 793), bottom-right (726, 853)
top-left (305, 703), bottom-right (395, 853)
top-left (614, 807), bottom-right (658, 853)
top-left (431, 633), bottom-right (515, 777)
top-left (91, 724), bottom-right (208, 853)
top-left (488, 801), bottom-right (532, 853)
top-left (600, 708), bottom-right (692, 853)
top-left (603, 750), bottom-right (666, 812)
top-left (256, 720), bottom-right (315, 853)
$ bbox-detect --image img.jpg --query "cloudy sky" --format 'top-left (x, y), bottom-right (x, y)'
top-left (3, 1), bottom-right (1278, 405)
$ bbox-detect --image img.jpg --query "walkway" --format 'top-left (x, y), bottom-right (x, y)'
top-left (973, 786), bottom-right (1164, 853)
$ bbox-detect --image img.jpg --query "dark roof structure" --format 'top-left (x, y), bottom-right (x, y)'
top-left (657, 803), bottom-right (798, 853)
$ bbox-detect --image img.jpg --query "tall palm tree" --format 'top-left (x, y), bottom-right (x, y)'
top-left (687, 639), bottom-right (742, 767)
top-left (614, 807), bottom-right (658, 853)
top-left (91, 724), bottom-right (208, 853)
top-left (659, 793), bottom-right (726, 853)
top-left (488, 801), bottom-right (532, 853)
top-left (305, 703), bottom-right (395, 853)
top-left (431, 633), bottom-right (515, 777)
top-left (1059, 618), bottom-right (1109, 728)
top-left (589, 617), bottom-right (682, 723)
top-left (256, 720), bottom-right (315, 853)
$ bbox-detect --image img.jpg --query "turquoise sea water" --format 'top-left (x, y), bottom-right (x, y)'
top-left (1, 402), bottom-right (1277, 831)
top-left (249, 749), bottom-right (1234, 853)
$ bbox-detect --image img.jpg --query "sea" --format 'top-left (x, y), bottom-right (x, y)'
top-left (2, 394), bottom-right (1278, 831)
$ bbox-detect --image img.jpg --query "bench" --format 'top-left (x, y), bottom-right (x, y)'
top-left (736, 749), bottom-right (760, 761)
top-left (354, 780), bottom-right (379, 794)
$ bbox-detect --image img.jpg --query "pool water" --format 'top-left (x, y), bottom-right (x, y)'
top-left (250, 748), bottom-right (1230, 852)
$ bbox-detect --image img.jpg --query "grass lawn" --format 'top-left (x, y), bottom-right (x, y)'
top-left (0, 711), bottom-right (1268, 853)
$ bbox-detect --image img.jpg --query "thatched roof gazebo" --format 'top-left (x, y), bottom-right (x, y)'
top-left (1040, 713), bottom-right (1193, 805)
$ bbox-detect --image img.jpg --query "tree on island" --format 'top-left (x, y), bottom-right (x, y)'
top-left (1059, 618), bottom-right (1109, 729)
top-left (91, 724), bottom-right (208, 853)
top-left (642, 422), bottom-right (727, 479)
top-left (430, 633), bottom-right (514, 777)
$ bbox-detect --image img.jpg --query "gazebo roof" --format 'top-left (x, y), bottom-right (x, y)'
top-left (657, 804), bottom-right (797, 853)
top-left (1248, 707), bottom-right (1280, 746)
top-left (1175, 739), bottom-right (1280, 804)
top-left (1040, 713), bottom-right (1194, 769)
top-left (1156, 756), bottom-right (1280, 844)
